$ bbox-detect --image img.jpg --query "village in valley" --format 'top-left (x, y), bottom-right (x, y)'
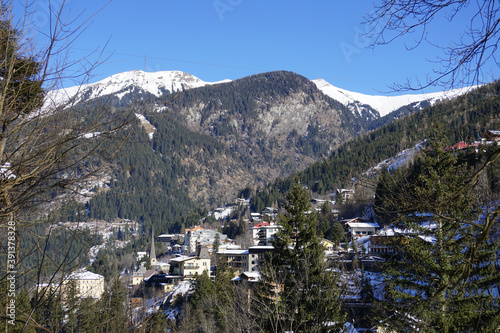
top-left (37, 183), bottom-right (397, 328)
top-left (3, 0), bottom-right (500, 330)
top-left (33, 130), bottom-right (500, 330)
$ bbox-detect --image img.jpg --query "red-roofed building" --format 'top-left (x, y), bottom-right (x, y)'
top-left (250, 222), bottom-right (281, 246)
top-left (448, 141), bottom-right (470, 150)
top-left (185, 225), bottom-right (203, 233)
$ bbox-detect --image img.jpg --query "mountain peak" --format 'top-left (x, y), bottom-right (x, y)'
top-left (312, 78), bottom-right (476, 117)
top-left (44, 70), bottom-right (231, 109)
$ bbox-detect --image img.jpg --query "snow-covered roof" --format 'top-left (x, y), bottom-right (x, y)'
top-left (248, 245), bottom-right (274, 251)
top-left (170, 254), bottom-right (210, 263)
top-left (347, 222), bottom-right (380, 229)
top-left (218, 249), bottom-right (248, 255)
top-left (169, 255), bottom-right (192, 263)
top-left (418, 235), bottom-right (436, 244)
top-left (242, 271), bottom-right (260, 278)
top-left (486, 130), bottom-right (500, 136)
top-left (378, 222), bottom-right (437, 237)
top-left (232, 271), bottom-right (261, 282)
top-left (67, 270), bottom-right (103, 280)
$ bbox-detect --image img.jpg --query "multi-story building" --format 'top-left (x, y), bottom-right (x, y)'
top-left (370, 235), bottom-right (399, 256)
top-left (169, 247), bottom-right (211, 279)
top-left (217, 249), bottom-right (250, 273)
top-left (36, 270), bottom-right (105, 300)
top-left (217, 245), bottom-right (274, 273)
top-left (184, 227), bottom-right (228, 255)
top-left (67, 270), bottom-right (105, 299)
top-left (250, 222), bottom-right (281, 246)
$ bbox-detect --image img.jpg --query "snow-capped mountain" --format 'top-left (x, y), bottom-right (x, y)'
top-left (44, 70), bottom-right (231, 110)
top-left (45, 69), bottom-right (475, 121)
top-left (312, 78), bottom-right (476, 118)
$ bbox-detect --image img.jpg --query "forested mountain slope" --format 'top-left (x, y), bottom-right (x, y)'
top-left (63, 71), bottom-right (491, 233)
top-left (81, 71), bottom-right (373, 230)
top-left (250, 80), bottom-right (500, 212)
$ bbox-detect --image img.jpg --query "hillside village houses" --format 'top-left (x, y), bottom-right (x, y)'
top-left (132, 193), bottom-right (368, 287)
top-left (127, 189), bottom-right (406, 298)
top-left (448, 129), bottom-right (500, 151)
top-left (33, 131), bottom-right (500, 313)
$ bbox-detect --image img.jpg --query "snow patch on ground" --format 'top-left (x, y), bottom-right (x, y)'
top-left (135, 113), bottom-right (156, 139)
top-left (364, 141), bottom-right (424, 177)
top-left (209, 206), bottom-right (235, 220)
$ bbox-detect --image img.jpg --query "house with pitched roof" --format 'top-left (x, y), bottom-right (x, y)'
top-left (342, 217), bottom-right (379, 239)
top-left (169, 246), bottom-right (211, 279)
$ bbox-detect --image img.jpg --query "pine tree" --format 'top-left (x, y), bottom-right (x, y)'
top-left (99, 277), bottom-right (127, 332)
top-left (256, 177), bottom-right (345, 332)
top-left (379, 134), bottom-right (500, 332)
top-left (189, 271), bottom-right (217, 332)
top-left (64, 279), bottom-right (80, 333)
top-left (373, 165), bottom-right (393, 225)
top-left (190, 270), bottom-right (216, 309)
top-left (75, 297), bottom-right (98, 333)
top-left (212, 233), bottom-right (220, 255)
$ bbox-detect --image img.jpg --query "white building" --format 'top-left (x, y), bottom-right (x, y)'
top-left (66, 270), bottom-right (105, 299)
top-left (184, 228), bottom-right (228, 255)
top-left (137, 251), bottom-right (148, 261)
top-left (169, 247), bottom-right (211, 279)
top-left (250, 222), bottom-right (281, 246)
top-left (335, 188), bottom-right (355, 202)
top-left (346, 220), bottom-right (380, 238)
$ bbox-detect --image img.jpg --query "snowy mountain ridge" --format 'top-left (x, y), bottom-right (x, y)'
top-left (312, 78), bottom-right (476, 117)
top-left (44, 70), bottom-right (231, 110)
top-left (44, 69), bottom-right (476, 122)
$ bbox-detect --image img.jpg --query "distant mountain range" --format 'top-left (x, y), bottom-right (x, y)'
top-left (48, 69), bottom-right (481, 229)
top-left (47, 69), bottom-right (474, 122)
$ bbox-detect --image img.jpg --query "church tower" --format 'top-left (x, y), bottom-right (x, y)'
top-left (150, 227), bottom-right (157, 267)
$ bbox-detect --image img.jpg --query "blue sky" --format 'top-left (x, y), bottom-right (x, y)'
top-left (18, 0), bottom-right (500, 95)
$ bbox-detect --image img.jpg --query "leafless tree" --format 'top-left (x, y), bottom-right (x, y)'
top-left (0, 1), bottom-right (135, 331)
top-left (364, 0), bottom-right (500, 91)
